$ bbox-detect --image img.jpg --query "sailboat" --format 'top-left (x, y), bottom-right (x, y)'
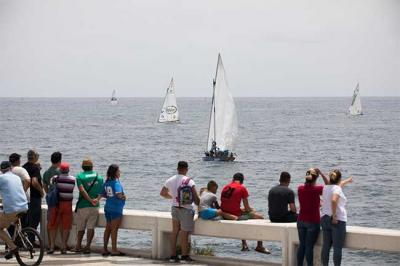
top-left (203, 54), bottom-right (238, 161)
top-left (349, 83), bottom-right (363, 115)
top-left (158, 78), bottom-right (180, 123)
top-left (110, 89), bottom-right (118, 105)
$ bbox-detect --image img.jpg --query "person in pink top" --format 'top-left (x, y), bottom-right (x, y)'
top-left (297, 168), bottom-right (329, 266)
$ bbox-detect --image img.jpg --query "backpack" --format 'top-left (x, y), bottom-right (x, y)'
top-left (177, 177), bottom-right (193, 207)
top-left (45, 176), bottom-right (59, 208)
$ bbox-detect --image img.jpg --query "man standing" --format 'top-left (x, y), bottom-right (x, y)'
top-left (74, 159), bottom-right (103, 254)
top-left (43, 151), bottom-right (62, 254)
top-left (221, 173), bottom-right (270, 254)
top-left (0, 161), bottom-right (29, 260)
top-left (23, 150), bottom-right (44, 242)
top-left (268, 172), bottom-right (297, 223)
top-left (160, 161), bottom-right (200, 263)
top-left (53, 162), bottom-right (75, 254)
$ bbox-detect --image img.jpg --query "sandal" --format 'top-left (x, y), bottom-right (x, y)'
top-left (102, 251), bottom-right (111, 256)
top-left (255, 246), bottom-right (271, 254)
top-left (111, 251), bottom-right (126, 256)
top-left (82, 248), bottom-right (91, 254)
top-left (47, 249), bottom-right (55, 255)
top-left (241, 246), bottom-right (249, 251)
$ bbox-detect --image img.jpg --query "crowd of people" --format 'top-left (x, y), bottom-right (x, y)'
top-left (160, 161), bottom-right (352, 266)
top-left (0, 150), bottom-right (126, 259)
top-left (0, 150), bottom-right (353, 266)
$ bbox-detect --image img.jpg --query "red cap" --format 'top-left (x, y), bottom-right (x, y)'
top-left (59, 162), bottom-right (70, 173)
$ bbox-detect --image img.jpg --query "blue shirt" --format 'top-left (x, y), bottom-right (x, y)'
top-left (103, 179), bottom-right (125, 213)
top-left (0, 171), bottom-right (28, 214)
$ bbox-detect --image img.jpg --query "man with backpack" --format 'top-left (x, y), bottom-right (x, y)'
top-left (160, 161), bottom-right (200, 263)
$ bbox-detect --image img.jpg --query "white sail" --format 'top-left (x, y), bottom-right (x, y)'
top-left (206, 54), bottom-right (238, 152)
top-left (110, 89), bottom-right (118, 105)
top-left (349, 83), bottom-right (362, 115)
top-left (158, 78), bottom-right (179, 122)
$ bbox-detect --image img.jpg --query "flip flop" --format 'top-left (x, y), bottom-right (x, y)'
top-left (111, 251), bottom-right (126, 256)
top-left (241, 246), bottom-right (250, 251)
top-left (255, 247), bottom-right (271, 254)
top-left (102, 251), bottom-right (111, 256)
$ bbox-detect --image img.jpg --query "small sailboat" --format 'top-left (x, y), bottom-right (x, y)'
top-left (203, 54), bottom-right (238, 161)
top-left (349, 83), bottom-right (363, 115)
top-left (110, 89), bottom-right (118, 105)
top-left (158, 78), bottom-right (180, 123)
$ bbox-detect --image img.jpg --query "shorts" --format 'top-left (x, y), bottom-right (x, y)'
top-left (47, 206), bottom-right (59, 230)
top-left (58, 201), bottom-right (73, 230)
top-left (105, 210), bottom-right (123, 222)
top-left (171, 206), bottom-right (195, 232)
top-left (76, 207), bottom-right (99, 231)
top-left (238, 211), bottom-right (253, 221)
top-left (199, 208), bottom-right (218, 220)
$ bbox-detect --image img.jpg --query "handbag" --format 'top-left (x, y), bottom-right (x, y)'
top-left (75, 174), bottom-right (98, 212)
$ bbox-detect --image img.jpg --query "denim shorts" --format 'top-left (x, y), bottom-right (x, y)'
top-left (105, 210), bottom-right (123, 222)
top-left (199, 208), bottom-right (218, 220)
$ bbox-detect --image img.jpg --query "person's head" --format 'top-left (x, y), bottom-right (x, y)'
top-left (50, 151), bottom-right (62, 166)
top-left (27, 149), bottom-right (39, 163)
top-left (177, 161), bottom-right (188, 175)
top-left (207, 180), bottom-right (218, 194)
top-left (9, 153), bottom-right (21, 167)
top-left (59, 162), bottom-right (70, 175)
top-left (305, 168), bottom-right (319, 184)
top-left (232, 172), bottom-right (244, 184)
top-left (329, 169), bottom-right (342, 185)
top-left (82, 159), bottom-right (93, 172)
top-left (279, 171), bottom-right (291, 185)
top-left (0, 161), bottom-right (11, 173)
top-left (107, 164), bottom-right (120, 180)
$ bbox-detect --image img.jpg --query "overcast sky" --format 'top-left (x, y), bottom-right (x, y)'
top-left (0, 0), bottom-right (399, 97)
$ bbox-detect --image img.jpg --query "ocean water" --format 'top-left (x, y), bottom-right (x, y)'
top-left (0, 97), bottom-right (399, 265)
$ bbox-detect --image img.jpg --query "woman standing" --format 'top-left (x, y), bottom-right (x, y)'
top-left (321, 170), bottom-right (352, 266)
top-left (297, 168), bottom-right (329, 266)
top-left (102, 164), bottom-right (126, 256)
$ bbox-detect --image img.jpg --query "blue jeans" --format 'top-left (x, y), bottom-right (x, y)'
top-left (297, 221), bottom-right (320, 266)
top-left (321, 215), bottom-right (346, 266)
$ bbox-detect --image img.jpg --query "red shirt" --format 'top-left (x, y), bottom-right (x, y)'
top-left (298, 184), bottom-right (324, 223)
top-left (220, 182), bottom-right (249, 216)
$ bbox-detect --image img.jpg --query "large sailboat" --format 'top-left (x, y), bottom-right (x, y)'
top-left (203, 54), bottom-right (238, 161)
top-left (158, 78), bottom-right (180, 123)
top-left (110, 89), bottom-right (118, 105)
top-left (349, 83), bottom-right (363, 115)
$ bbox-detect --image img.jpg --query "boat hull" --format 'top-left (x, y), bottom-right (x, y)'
top-left (202, 155), bottom-right (235, 162)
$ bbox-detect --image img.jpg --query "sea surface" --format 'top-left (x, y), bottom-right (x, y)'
top-left (0, 97), bottom-right (399, 265)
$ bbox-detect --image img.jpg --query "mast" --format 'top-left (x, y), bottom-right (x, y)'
top-left (206, 80), bottom-right (216, 151)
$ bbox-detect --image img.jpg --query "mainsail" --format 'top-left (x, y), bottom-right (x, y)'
top-left (349, 83), bottom-right (362, 115)
top-left (158, 78), bottom-right (179, 122)
top-left (206, 54), bottom-right (238, 152)
top-left (110, 89), bottom-right (117, 105)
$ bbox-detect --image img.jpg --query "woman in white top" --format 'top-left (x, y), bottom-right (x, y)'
top-left (321, 170), bottom-right (353, 266)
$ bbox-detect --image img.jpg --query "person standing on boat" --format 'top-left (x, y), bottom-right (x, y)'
top-left (160, 161), bottom-right (200, 263)
top-left (321, 170), bottom-right (353, 266)
top-left (220, 173), bottom-right (270, 254)
top-left (210, 141), bottom-right (217, 157)
top-left (297, 168), bottom-right (329, 266)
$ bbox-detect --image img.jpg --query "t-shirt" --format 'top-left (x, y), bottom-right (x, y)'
top-left (199, 191), bottom-right (218, 212)
top-left (0, 171), bottom-right (28, 214)
top-left (268, 184), bottom-right (295, 220)
top-left (298, 184), bottom-right (324, 224)
top-left (220, 182), bottom-right (249, 216)
top-left (76, 171), bottom-right (104, 209)
top-left (164, 175), bottom-right (195, 210)
top-left (12, 166), bottom-right (31, 202)
top-left (103, 179), bottom-right (125, 214)
top-left (23, 162), bottom-right (43, 199)
top-left (321, 185), bottom-right (347, 222)
top-left (56, 174), bottom-right (76, 201)
top-left (43, 166), bottom-right (60, 189)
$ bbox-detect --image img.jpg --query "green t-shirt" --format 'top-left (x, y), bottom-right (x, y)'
top-left (43, 166), bottom-right (60, 188)
top-left (76, 171), bottom-right (104, 209)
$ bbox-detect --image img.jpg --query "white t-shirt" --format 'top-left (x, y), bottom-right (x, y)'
top-left (12, 166), bottom-right (31, 202)
top-left (321, 185), bottom-right (347, 222)
top-left (164, 174), bottom-right (195, 210)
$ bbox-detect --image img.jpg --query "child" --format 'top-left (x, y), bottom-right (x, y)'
top-left (199, 180), bottom-right (238, 220)
top-left (102, 164), bottom-right (126, 256)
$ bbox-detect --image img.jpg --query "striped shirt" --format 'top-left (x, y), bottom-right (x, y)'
top-left (56, 174), bottom-right (76, 201)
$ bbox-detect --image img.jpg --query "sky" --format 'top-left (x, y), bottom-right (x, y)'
top-left (0, 0), bottom-right (399, 97)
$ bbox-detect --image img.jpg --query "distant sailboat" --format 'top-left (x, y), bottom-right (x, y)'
top-left (203, 54), bottom-right (238, 161)
top-left (158, 78), bottom-right (180, 123)
top-left (349, 83), bottom-right (363, 115)
top-left (110, 89), bottom-right (118, 105)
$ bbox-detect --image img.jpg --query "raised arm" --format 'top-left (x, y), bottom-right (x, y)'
top-left (316, 168), bottom-right (329, 185)
top-left (339, 176), bottom-right (353, 188)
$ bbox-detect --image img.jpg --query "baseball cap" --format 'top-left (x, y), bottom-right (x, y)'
top-left (60, 162), bottom-right (70, 174)
top-left (0, 161), bottom-right (12, 170)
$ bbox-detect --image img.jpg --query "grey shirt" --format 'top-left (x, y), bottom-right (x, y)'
top-left (199, 191), bottom-right (218, 212)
